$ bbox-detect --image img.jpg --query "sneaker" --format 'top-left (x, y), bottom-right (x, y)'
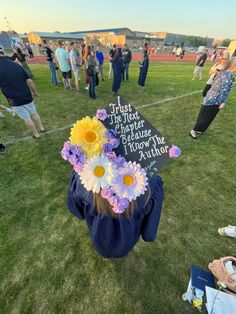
top-left (189, 130), bottom-right (197, 139)
top-left (0, 112), bottom-right (5, 118)
top-left (0, 143), bottom-right (6, 154)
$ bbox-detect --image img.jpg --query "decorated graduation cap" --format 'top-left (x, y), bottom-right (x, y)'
top-left (61, 97), bottom-right (181, 214)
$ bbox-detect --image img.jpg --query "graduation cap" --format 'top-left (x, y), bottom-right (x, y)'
top-left (103, 96), bottom-right (179, 179)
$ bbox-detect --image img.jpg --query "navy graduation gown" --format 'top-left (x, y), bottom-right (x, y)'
top-left (138, 57), bottom-right (149, 87)
top-left (67, 171), bottom-right (164, 258)
top-left (112, 57), bottom-right (123, 92)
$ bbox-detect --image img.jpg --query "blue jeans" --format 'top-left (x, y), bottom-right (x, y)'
top-left (89, 75), bottom-right (96, 99)
top-left (123, 63), bottom-right (129, 80)
top-left (48, 61), bottom-right (58, 85)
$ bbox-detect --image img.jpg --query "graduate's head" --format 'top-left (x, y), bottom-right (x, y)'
top-left (61, 110), bottom-right (151, 217)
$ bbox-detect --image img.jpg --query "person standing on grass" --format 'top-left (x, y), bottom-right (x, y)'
top-left (112, 48), bottom-right (123, 96)
top-left (138, 50), bottom-right (149, 92)
top-left (95, 45), bottom-right (105, 81)
top-left (69, 42), bottom-right (81, 93)
top-left (0, 47), bottom-right (45, 139)
top-left (202, 51), bottom-right (230, 97)
top-left (122, 44), bottom-right (132, 81)
top-left (9, 47), bottom-right (34, 79)
top-left (86, 49), bottom-right (97, 99)
top-left (27, 45), bottom-right (34, 59)
top-left (108, 44), bottom-right (116, 79)
top-left (42, 40), bottom-right (58, 86)
top-left (189, 57), bottom-right (236, 139)
top-left (192, 50), bottom-right (208, 80)
top-left (55, 40), bottom-right (73, 90)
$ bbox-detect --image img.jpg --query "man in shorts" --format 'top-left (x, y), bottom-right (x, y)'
top-left (55, 40), bottom-right (73, 89)
top-left (0, 47), bottom-right (45, 139)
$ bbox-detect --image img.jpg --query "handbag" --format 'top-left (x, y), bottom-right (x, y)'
top-left (208, 256), bottom-right (236, 293)
top-left (87, 65), bottom-right (95, 77)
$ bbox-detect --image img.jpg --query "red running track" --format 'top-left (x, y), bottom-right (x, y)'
top-left (27, 53), bottom-right (206, 64)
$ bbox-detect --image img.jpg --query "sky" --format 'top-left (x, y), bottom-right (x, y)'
top-left (1, 0), bottom-right (235, 39)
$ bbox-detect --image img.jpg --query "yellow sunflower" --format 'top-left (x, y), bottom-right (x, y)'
top-left (69, 116), bottom-right (107, 157)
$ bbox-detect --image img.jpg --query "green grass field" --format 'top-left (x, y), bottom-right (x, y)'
top-left (0, 61), bottom-right (236, 313)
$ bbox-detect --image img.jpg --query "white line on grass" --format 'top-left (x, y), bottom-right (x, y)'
top-left (5, 90), bottom-right (202, 145)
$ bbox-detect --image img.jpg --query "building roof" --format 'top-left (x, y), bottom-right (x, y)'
top-left (20, 31), bottom-right (84, 40)
top-left (69, 28), bottom-right (132, 35)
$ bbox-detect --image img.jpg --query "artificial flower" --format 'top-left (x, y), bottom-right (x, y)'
top-left (61, 142), bottom-right (86, 171)
top-left (102, 143), bottom-right (113, 154)
top-left (96, 109), bottom-right (108, 121)
top-left (109, 137), bottom-right (120, 149)
top-left (105, 129), bottom-right (117, 140)
top-left (69, 116), bottom-right (107, 157)
top-left (112, 161), bottom-right (148, 201)
top-left (169, 145), bottom-right (181, 158)
top-left (80, 154), bottom-right (117, 193)
top-left (112, 198), bottom-right (129, 214)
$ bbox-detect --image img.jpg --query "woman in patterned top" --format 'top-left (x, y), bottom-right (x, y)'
top-left (189, 57), bottom-right (236, 139)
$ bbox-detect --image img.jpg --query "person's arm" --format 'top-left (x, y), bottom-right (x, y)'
top-left (27, 79), bottom-right (38, 97)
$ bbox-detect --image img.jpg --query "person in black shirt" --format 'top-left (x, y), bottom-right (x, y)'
top-left (0, 48), bottom-right (45, 139)
top-left (192, 51), bottom-right (208, 80)
top-left (9, 48), bottom-right (34, 79)
top-left (27, 45), bottom-right (34, 58)
top-left (42, 40), bottom-right (58, 85)
top-left (122, 44), bottom-right (132, 81)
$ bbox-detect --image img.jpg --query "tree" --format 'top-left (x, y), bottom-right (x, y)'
top-left (188, 36), bottom-right (207, 47)
top-left (221, 39), bottom-right (231, 47)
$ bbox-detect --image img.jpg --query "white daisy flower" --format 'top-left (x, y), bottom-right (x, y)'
top-left (80, 154), bottom-right (117, 193)
top-left (112, 161), bottom-right (148, 201)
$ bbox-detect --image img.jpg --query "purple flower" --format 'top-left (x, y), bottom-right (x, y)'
top-left (105, 129), bottom-right (117, 140)
top-left (108, 196), bottom-right (118, 207)
top-left (96, 109), bottom-right (108, 121)
top-left (109, 138), bottom-right (120, 149)
top-left (70, 145), bottom-right (83, 155)
top-left (61, 141), bottom-right (72, 160)
top-left (106, 151), bottom-right (117, 161)
top-left (169, 145), bottom-right (181, 158)
top-left (69, 154), bottom-right (78, 166)
top-left (74, 163), bottom-right (84, 173)
top-left (101, 188), bottom-right (113, 199)
top-left (113, 155), bottom-right (126, 168)
top-left (102, 143), bottom-right (113, 154)
top-left (113, 198), bottom-right (129, 214)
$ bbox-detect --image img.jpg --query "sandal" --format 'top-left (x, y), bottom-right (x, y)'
top-left (218, 225), bottom-right (236, 238)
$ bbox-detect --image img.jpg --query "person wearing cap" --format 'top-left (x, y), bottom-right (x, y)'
top-left (189, 57), bottom-right (236, 139)
top-left (0, 47), bottom-right (45, 139)
top-left (62, 112), bottom-right (164, 259)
